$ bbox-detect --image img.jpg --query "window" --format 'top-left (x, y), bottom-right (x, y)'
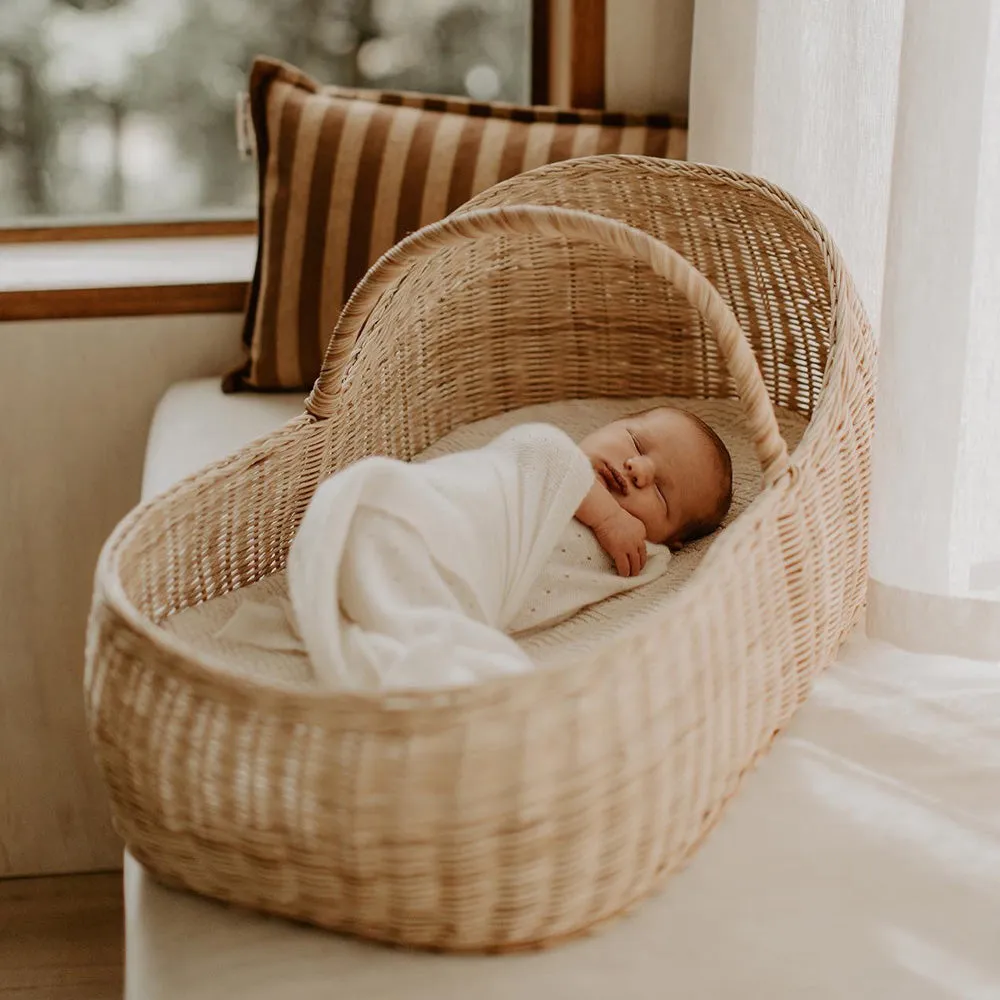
top-left (0, 0), bottom-right (531, 224)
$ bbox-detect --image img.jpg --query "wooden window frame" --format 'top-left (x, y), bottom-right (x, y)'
top-left (0, 1), bottom-right (605, 321)
top-left (0, 217), bottom-right (258, 245)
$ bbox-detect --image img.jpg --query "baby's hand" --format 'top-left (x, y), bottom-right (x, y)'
top-left (593, 506), bottom-right (648, 577)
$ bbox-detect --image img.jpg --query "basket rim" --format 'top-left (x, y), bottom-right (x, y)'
top-left (90, 159), bottom-right (866, 712)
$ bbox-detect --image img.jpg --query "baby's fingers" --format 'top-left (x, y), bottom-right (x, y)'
top-left (627, 547), bottom-right (643, 577)
top-left (613, 550), bottom-right (631, 577)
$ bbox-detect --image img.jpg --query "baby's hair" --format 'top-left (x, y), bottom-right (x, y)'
top-left (677, 410), bottom-right (733, 543)
top-left (632, 406), bottom-right (734, 544)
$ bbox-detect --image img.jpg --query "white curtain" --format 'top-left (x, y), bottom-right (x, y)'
top-left (689, 0), bottom-right (1000, 659)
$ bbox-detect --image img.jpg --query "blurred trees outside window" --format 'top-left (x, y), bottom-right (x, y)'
top-left (0, 0), bottom-right (530, 222)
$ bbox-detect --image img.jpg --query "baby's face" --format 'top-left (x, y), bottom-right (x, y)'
top-left (579, 408), bottom-right (724, 549)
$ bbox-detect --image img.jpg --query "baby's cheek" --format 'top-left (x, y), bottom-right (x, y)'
top-left (635, 499), bottom-right (657, 531)
top-left (641, 505), bottom-right (670, 543)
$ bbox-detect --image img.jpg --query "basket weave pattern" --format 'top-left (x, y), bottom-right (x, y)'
top-left (85, 157), bottom-right (874, 951)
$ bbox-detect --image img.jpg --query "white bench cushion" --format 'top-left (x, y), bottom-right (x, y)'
top-left (126, 381), bottom-right (1000, 999)
top-left (142, 378), bottom-right (305, 500)
top-left (124, 632), bottom-right (1000, 999)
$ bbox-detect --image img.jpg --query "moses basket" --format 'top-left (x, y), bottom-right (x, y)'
top-left (85, 156), bottom-right (875, 952)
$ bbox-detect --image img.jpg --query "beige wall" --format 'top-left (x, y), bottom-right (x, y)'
top-left (606, 0), bottom-right (694, 115)
top-left (0, 313), bottom-right (244, 876)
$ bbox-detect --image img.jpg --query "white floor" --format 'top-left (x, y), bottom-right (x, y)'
top-left (124, 629), bottom-right (1000, 1000)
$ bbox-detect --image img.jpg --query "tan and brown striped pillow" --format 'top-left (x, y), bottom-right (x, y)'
top-left (226, 56), bottom-right (688, 392)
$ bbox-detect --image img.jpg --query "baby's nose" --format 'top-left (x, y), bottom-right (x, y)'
top-left (624, 455), bottom-right (654, 487)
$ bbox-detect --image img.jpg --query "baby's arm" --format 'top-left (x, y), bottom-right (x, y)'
top-left (575, 478), bottom-right (648, 577)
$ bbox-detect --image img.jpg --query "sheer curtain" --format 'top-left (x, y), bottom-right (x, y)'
top-left (689, 0), bottom-right (1000, 659)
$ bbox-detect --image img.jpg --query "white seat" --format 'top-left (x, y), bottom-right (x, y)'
top-left (142, 378), bottom-right (306, 499)
top-left (126, 379), bottom-right (1000, 1000)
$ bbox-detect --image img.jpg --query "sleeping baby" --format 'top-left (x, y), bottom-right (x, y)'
top-left (224, 406), bottom-right (733, 690)
top-left (575, 406), bottom-right (733, 577)
top-left (501, 406), bottom-right (734, 639)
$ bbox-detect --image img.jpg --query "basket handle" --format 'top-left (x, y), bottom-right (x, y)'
top-left (306, 204), bottom-right (791, 486)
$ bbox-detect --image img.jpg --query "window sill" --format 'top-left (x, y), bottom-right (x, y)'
top-left (0, 235), bottom-right (257, 321)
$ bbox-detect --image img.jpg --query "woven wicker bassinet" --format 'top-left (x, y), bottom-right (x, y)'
top-left (85, 156), bottom-right (874, 952)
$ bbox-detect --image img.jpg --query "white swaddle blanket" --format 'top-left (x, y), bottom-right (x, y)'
top-left (218, 423), bottom-right (670, 690)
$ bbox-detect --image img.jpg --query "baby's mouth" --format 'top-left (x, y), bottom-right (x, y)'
top-left (599, 462), bottom-right (628, 495)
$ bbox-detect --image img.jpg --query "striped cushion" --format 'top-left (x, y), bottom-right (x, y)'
top-left (228, 56), bottom-right (688, 391)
